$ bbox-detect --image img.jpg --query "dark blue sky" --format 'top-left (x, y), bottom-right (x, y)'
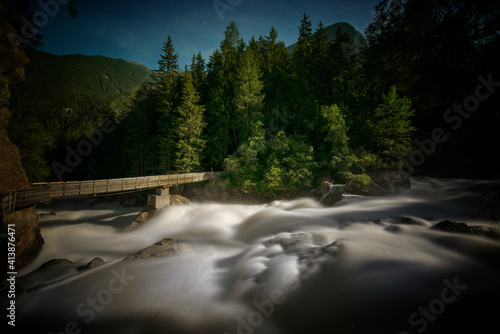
top-left (34, 0), bottom-right (381, 69)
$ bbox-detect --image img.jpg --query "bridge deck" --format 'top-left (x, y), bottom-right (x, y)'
top-left (1, 172), bottom-right (222, 216)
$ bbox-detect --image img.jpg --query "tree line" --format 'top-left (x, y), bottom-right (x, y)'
top-left (115, 15), bottom-right (418, 196)
top-left (9, 0), bottom-right (500, 195)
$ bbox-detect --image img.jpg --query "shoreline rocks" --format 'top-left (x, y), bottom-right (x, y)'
top-left (346, 170), bottom-right (411, 196)
top-left (133, 238), bottom-right (177, 259)
top-left (431, 220), bottom-right (499, 239)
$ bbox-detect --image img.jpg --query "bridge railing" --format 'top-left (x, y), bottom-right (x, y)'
top-left (1, 172), bottom-right (223, 216)
top-left (1, 185), bottom-right (51, 216)
top-left (46, 172), bottom-right (223, 199)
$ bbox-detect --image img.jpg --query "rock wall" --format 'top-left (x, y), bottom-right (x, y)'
top-left (1, 16), bottom-right (44, 278)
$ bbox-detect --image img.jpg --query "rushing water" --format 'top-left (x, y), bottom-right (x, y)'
top-left (8, 178), bottom-right (500, 333)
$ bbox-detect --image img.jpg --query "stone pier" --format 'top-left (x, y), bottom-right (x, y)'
top-left (147, 187), bottom-right (171, 211)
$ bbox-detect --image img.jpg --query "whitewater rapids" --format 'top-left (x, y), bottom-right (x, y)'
top-left (7, 178), bottom-right (500, 333)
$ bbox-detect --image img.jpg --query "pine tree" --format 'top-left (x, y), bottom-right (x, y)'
top-left (174, 69), bottom-right (207, 173)
top-left (318, 104), bottom-right (354, 178)
top-left (219, 21), bottom-right (245, 148)
top-left (312, 21), bottom-right (332, 113)
top-left (157, 35), bottom-right (179, 73)
top-left (330, 24), bottom-right (360, 107)
top-left (291, 14), bottom-right (315, 133)
top-left (234, 49), bottom-right (265, 143)
top-left (247, 36), bottom-right (261, 57)
top-left (120, 83), bottom-right (155, 176)
top-left (151, 36), bottom-right (181, 173)
top-left (190, 52), bottom-right (207, 101)
top-left (205, 48), bottom-right (231, 169)
top-left (293, 14), bottom-right (313, 69)
top-left (261, 27), bottom-right (292, 134)
top-left (371, 86), bottom-right (415, 167)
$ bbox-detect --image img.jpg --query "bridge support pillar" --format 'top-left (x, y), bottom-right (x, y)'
top-left (147, 187), bottom-right (171, 211)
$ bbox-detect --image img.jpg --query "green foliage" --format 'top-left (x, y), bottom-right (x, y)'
top-left (190, 52), bottom-right (207, 96)
top-left (370, 86), bottom-right (415, 166)
top-left (330, 24), bottom-right (361, 107)
top-left (314, 104), bottom-right (352, 179)
top-left (234, 50), bottom-right (265, 143)
top-left (311, 22), bottom-right (331, 111)
top-left (174, 70), bottom-right (207, 173)
top-left (263, 132), bottom-right (316, 195)
top-left (320, 105), bottom-right (349, 154)
top-left (224, 122), bottom-right (267, 193)
top-left (347, 173), bottom-right (373, 187)
top-left (346, 173), bottom-right (374, 194)
top-left (8, 119), bottom-right (54, 182)
top-left (120, 85), bottom-right (157, 176)
top-left (260, 27), bottom-right (293, 133)
top-left (224, 127), bottom-right (315, 196)
top-left (291, 14), bottom-right (316, 131)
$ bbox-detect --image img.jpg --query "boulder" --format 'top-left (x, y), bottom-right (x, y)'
top-left (77, 257), bottom-right (105, 271)
top-left (123, 209), bottom-right (152, 231)
top-left (431, 220), bottom-right (490, 235)
top-left (170, 194), bottom-right (191, 206)
top-left (321, 191), bottom-right (344, 206)
top-left (313, 181), bottom-right (334, 199)
top-left (38, 258), bottom-right (76, 269)
top-left (134, 238), bottom-right (177, 259)
top-left (384, 225), bottom-right (402, 233)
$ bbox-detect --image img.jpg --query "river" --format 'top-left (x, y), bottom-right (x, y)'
top-left (8, 177), bottom-right (500, 333)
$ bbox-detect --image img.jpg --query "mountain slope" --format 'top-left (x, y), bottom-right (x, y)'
top-left (287, 22), bottom-right (365, 53)
top-left (7, 49), bottom-right (152, 182)
top-left (21, 48), bottom-right (152, 102)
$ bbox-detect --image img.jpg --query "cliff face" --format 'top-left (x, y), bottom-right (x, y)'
top-left (1, 16), bottom-right (44, 275)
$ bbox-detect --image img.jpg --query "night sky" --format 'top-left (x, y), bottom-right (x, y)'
top-left (34, 0), bottom-right (381, 69)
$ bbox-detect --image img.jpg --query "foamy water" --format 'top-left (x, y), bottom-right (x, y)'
top-left (8, 178), bottom-right (500, 333)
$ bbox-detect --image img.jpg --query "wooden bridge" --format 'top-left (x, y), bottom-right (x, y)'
top-left (1, 172), bottom-right (222, 217)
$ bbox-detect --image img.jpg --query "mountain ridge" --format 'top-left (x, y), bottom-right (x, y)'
top-left (22, 48), bottom-right (152, 102)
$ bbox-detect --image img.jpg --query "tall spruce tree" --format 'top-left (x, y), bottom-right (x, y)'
top-left (234, 49), bottom-right (265, 143)
top-left (174, 69), bottom-right (207, 173)
top-left (219, 21), bottom-right (245, 148)
top-left (312, 21), bottom-right (332, 113)
top-left (157, 35), bottom-right (179, 73)
top-left (205, 48), bottom-right (230, 169)
top-left (120, 83), bottom-right (156, 176)
top-left (154, 35), bottom-right (181, 173)
top-left (330, 24), bottom-right (360, 107)
top-left (291, 14), bottom-right (315, 133)
top-left (190, 52), bottom-right (207, 101)
top-left (261, 27), bottom-right (292, 134)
